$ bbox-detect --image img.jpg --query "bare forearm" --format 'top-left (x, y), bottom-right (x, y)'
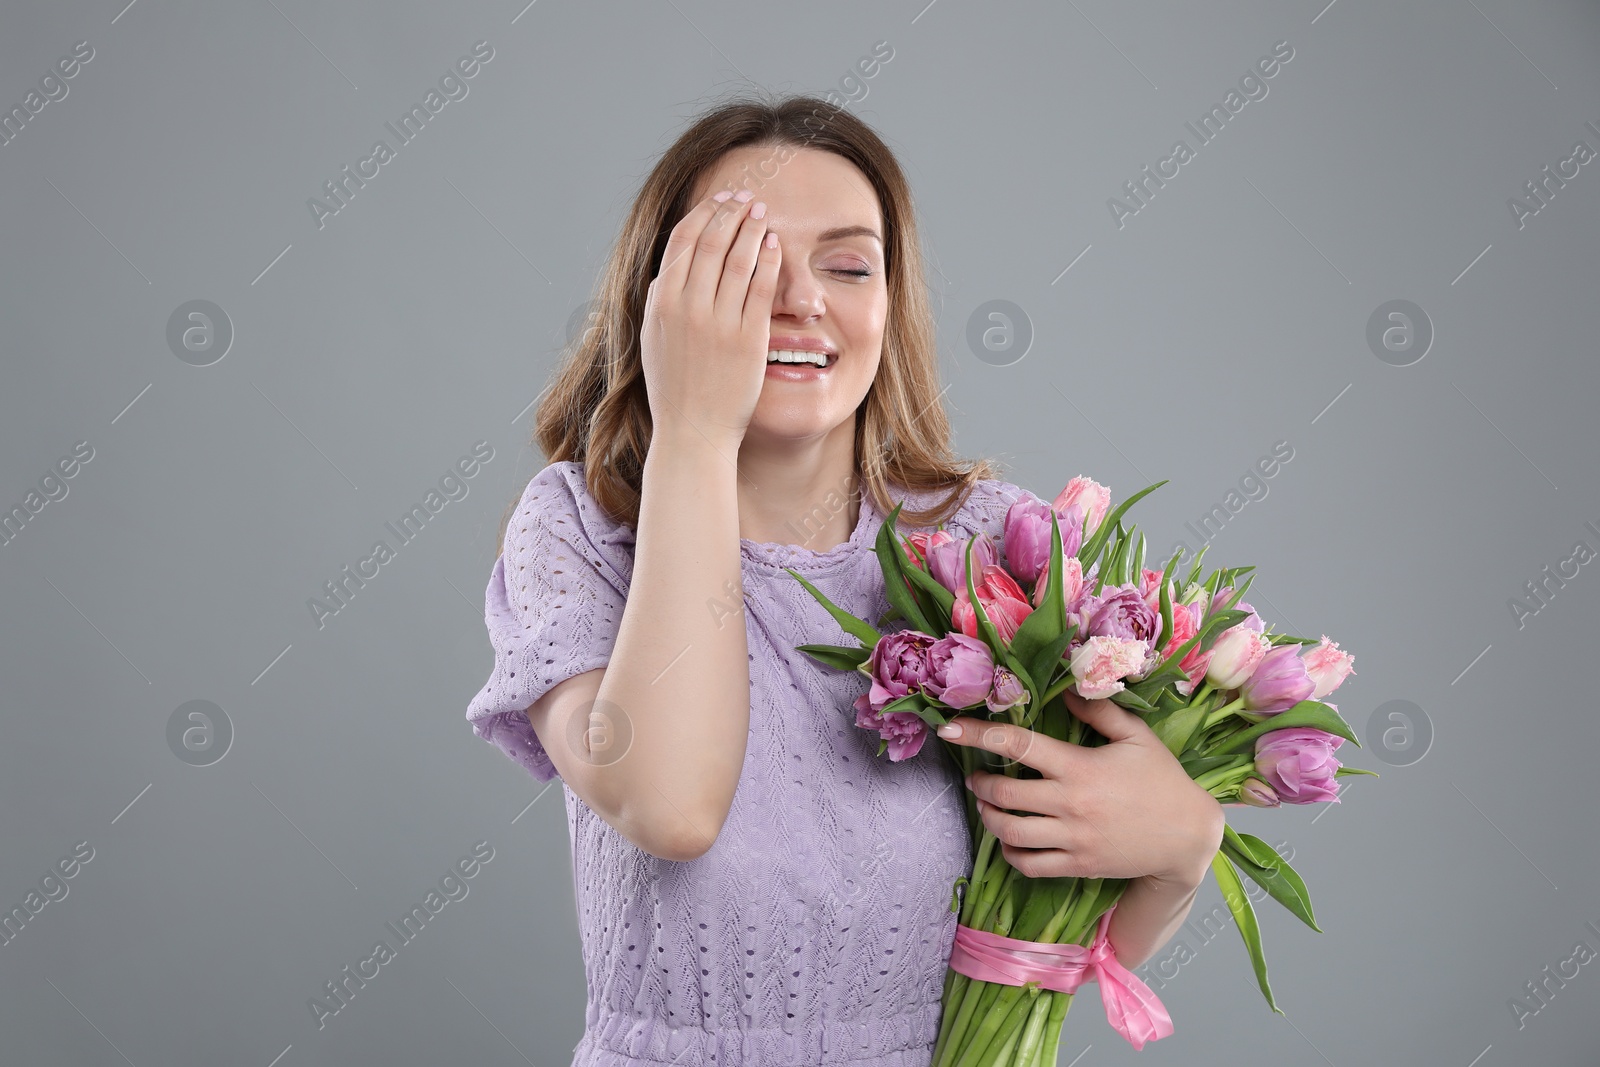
top-left (593, 429), bottom-right (749, 857)
top-left (1106, 872), bottom-right (1203, 971)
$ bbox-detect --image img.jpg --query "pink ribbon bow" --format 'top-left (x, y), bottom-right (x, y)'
top-left (947, 903), bottom-right (1174, 1051)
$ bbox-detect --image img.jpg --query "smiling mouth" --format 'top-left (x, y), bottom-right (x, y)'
top-left (765, 349), bottom-right (837, 368)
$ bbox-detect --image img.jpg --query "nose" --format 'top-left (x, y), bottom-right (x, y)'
top-left (770, 256), bottom-right (825, 322)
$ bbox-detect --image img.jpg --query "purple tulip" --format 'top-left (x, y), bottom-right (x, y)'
top-left (853, 694), bottom-right (929, 762)
top-left (862, 630), bottom-right (936, 713)
top-left (986, 666), bottom-right (1029, 715)
top-left (1081, 584), bottom-right (1162, 645)
top-left (923, 632), bottom-right (997, 710)
top-left (1003, 497), bottom-right (1081, 585)
top-left (1239, 643), bottom-right (1316, 713)
top-left (926, 533), bottom-right (997, 596)
top-left (1254, 728), bottom-right (1344, 804)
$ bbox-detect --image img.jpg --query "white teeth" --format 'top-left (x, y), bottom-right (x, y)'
top-left (766, 349), bottom-right (829, 367)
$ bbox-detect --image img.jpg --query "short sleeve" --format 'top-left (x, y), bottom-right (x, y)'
top-left (464, 462), bottom-right (635, 783)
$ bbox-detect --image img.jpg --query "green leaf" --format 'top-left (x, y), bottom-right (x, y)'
top-left (1156, 567), bottom-right (1175, 654)
top-left (1335, 766), bottom-right (1380, 778)
top-left (1268, 633), bottom-right (1320, 647)
top-left (786, 567), bottom-right (882, 648)
top-left (1109, 687), bottom-right (1160, 713)
top-left (1209, 699), bottom-right (1360, 755)
top-left (1153, 702), bottom-right (1209, 757)
top-left (1222, 827), bottom-right (1321, 933)
top-left (872, 502), bottom-right (936, 636)
top-left (1196, 609), bottom-right (1247, 652)
top-left (794, 643), bottom-right (871, 671)
top-left (1178, 753), bottom-right (1238, 777)
top-left (1004, 508), bottom-right (1068, 668)
top-left (963, 535), bottom-right (1008, 662)
top-left (1077, 480), bottom-right (1168, 570)
top-left (882, 691), bottom-right (952, 729)
top-left (1027, 629), bottom-right (1076, 702)
top-left (902, 560), bottom-right (957, 628)
top-left (1211, 851), bottom-right (1282, 1015)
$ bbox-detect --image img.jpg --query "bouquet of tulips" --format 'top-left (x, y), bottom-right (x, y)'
top-left (785, 476), bottom-right (1367, 1065)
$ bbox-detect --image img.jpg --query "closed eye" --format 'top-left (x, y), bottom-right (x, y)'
top-left (829, 268), bottom-right (872, 278)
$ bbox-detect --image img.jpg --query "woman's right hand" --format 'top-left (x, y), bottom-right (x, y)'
top-left (640, 189), bottom-right (782, 450)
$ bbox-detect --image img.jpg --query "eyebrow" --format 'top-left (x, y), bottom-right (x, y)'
top-left (817, 225), bottom-right (883, 245)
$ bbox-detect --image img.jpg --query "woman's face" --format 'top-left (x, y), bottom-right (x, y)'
top-left (687, 145), bottom-right (887, 448)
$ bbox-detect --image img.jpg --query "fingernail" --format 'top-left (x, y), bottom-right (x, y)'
top-left (750, 201), bottom-right (766, 219)
top-left (733, 188), bottom-right (754, 203)
top-left (937, 722), bottom-right (961, 739)
top-left (712, 190), bottom-right (733, 202)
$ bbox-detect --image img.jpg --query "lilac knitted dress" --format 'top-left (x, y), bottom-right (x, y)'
top-left (466, 460), bottom-right (1035, 1066)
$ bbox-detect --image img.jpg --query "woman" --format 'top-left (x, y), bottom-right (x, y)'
top-left (466, 93), bottom-right (1222, 1066)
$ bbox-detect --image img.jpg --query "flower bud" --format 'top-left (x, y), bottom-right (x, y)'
top-left (985, 666), bottom-right (1029, 715)
top-left (1238, 778), bottom-right (1280, 807)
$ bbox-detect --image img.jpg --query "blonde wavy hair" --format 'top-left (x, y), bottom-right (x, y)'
top-left (499, 90), bottom-right (999, 556)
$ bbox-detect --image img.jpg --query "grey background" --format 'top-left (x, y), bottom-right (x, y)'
top-left (3, 0), bottom-right (1598, 1064)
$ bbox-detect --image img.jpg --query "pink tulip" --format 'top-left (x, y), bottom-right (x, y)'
top-left (904, 529), bottom-right (954, 572)
top-left (1139, 569), bottom-right (1164, 608)
top-left (1029, 554), bottom-right (1086, 614)
top-left (952, 564), bottom-right (1033, 642)
top-left (1206, 625), bottom-right (1271, 689)
top-left (1053, 476), bottom-right (1111, 537)
top-left (1302, 635), bottom-right (1355, 699)
top-left (1163, 600), bottom-right (1213, 696)
top-left (1068, 635), bottom-right (1150, 700)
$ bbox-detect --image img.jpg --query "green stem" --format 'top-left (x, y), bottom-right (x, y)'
top-left (986, 1014), bottom-right (1025, 1066)
top-left (1193, 759), bottom-right (1253, 792)
top-left (1013, 991), bottom-right (1056, 1066)
top-left (953, 984), bottom-right (1041, 1067)
top-left (1201, 695), bottom-right (1246, 729)
top-left (934, 968), bottom-right (967, 1059)
top-left (1038, 991), bottom-right (1073, 1066)
top-left (961, 832), bottom-right (998, 926)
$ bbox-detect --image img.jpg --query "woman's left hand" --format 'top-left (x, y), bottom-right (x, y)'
top-left (936, 688), bottom-right (1225, 889)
